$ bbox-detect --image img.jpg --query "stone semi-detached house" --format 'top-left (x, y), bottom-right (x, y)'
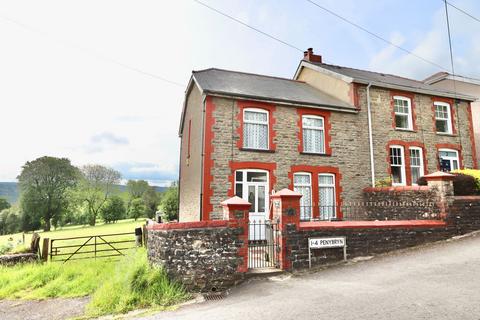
top-left (178, 48), bottom-right (478, 223)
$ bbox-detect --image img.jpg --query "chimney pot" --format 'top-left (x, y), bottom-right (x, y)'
top-left (303, 47), bottom-right (322, 63)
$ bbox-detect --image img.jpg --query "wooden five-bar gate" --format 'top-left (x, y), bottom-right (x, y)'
top-left (49, 231), bottom-right (139, 263)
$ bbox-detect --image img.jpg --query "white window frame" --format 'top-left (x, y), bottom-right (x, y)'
top-left (390, 145), bottom-right (406, 186)
top-left (293, 172), bottom-right (313, 221)
top-left (243, 108), bottom-right (269, 150)
top-left (409, 147), bottom-right (424, 185)
top-left (234, 169), bottom-right (269, 215)
top-left (393, 96), bottom-right (413, 130)
top-left (438, 148), bottom-right (460, 171)
top-left (434, 101), bottom-right (452, 134)
top-left (302, 115), bottom-right (325, 154)
top-left (318, 173), bottom-right (336, 219)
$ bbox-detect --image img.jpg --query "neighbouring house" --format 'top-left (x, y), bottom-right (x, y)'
top-left (177, 48), bottom-right (478, 223)
top-left (423, 72), bottom-right (480, 168)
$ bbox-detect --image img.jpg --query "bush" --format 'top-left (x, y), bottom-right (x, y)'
top-left (100, 196), bottom-right (126, 223)
top-left (374, 177), bottom-right (392, 188)
top-left (453, 169), bottom-right (480, 191)
top-left (159, 184), bottom-right (178, 222)
top-left (416, 173), bottom-right (478, 195)
top-left (453, 173), bottom-right (478, 195)
top-left (128, 198), bottom-right (147, 221)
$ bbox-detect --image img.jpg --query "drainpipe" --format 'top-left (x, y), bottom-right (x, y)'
top-left (366, 83), bottom-right (375, 187)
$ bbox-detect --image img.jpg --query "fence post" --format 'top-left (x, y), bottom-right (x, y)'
top-left (142, 225), bottom-right (148, 249)
top-left (42, 238), bottom-right (49, 262)
top-left (271, 189), bottom-right (302, 271)
top-left (221, 196), bottom-right (251, 273)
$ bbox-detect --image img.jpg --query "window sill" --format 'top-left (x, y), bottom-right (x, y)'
top-left (300, 152), bottom-right (331, 157)
top-left (436, 132), bottom-right (456, 137)
top-left (240, 148), bottom-right (275, 153)
top-left (394, 128), bottom-right (415, 132)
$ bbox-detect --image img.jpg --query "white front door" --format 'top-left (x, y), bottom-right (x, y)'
top-left (234, 170), bottom-right (269, 240)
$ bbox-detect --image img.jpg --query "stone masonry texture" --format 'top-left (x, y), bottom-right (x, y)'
top-left (206, 85), bottom-right (475, 220)
top-left (147, 226), bottom-right (245, 292)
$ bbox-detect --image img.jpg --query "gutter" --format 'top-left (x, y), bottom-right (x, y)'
top-left (199, 94), bottom-right (207, 221)
top-left (204, 91), bottom-right (358, 114)
top-left (366, 83), bottom-right (375, 187)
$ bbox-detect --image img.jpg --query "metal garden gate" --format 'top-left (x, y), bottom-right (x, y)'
top-left (248, 220), bottom-right (280, 269)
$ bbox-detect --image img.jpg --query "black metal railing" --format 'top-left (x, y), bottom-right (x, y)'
top-left (299, 202), bottom-right (442, 222)
top-left (248, 220), bottom-right (280, 269)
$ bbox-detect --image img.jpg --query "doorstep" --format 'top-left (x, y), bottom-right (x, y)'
top-left (246, 267), bottom-right (284, 278)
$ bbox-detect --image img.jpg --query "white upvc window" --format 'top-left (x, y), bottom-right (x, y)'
top-left (318, 173), bottom-right (336, 220)
top-left (390, 145), bottom-right (406, 186)
top-left (439, 149), bottom-right (459, 172)
top-left (394, 96), bottom-right (413, 130)
top-left (243, 108), bottom-right (269, 150)
top-left (293, 172), bottom-right (312, 221)
top-left (302, 115), bottom-right (325, 154)
top-left (409, 147), bottom-right (424, 185)
top-left (434, 102), bottom-right (452, 134)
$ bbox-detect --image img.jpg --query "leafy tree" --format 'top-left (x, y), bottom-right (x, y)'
top-left (0, 198), bottom-right (10, 212)
top-left (76, 165), bottom-right (121, 226)
top-left (18, 156), bottom-right (79, 232)
top-left (142, 186), bottom-right (161, 219)
top-left (100, 195), bottom-right (126, 223)
top-left (159, 183), bottom-right (178, 222)
top-left (128, 198), bottom-right (146, 221)
top-left (126, 180), bottom-right (150, 199)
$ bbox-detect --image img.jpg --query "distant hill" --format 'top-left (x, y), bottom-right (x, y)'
top-left (0, 182), bottom-right (19, 204)
top-left (0, 182), bottom-right (167, 205)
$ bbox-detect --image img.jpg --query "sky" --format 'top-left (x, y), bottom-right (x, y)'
top-left (1, 0), bottom-right (480, 186)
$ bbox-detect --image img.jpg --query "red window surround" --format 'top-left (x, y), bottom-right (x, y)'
top-left (467, 102), bottom-right (478, 169)
top-left (202, 96), bottom-right (216, 221)
top-left (431, 97), bottom-right (456, 135)
top-left (386, 140), bottom-right (428, 186)
top-left (227, 161), bottom-right (277, 198)
top-left (390, 91), bottom-right (417, 131)
top-left (236, 100), bottom-right (276, 151)
top-left (288, 165), bottom-right (343, 219)
top-left (297, 108), bottom-right (332, 155)
top-left (435, 143), bottom-right (463, 170)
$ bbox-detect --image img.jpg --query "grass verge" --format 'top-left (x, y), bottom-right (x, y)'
top-left (0, 249), bottom-right (189, 317)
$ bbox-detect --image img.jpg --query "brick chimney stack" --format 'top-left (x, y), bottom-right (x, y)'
top-left (303, 48), bottom-right (322, 63)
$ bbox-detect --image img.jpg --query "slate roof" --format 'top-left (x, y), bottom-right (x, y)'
top-left (192, 68), bottom-right (356, 111)
top-left (301, 61), bottom-right (476, 101)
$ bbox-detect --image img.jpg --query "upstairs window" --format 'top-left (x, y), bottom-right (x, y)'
top-left (243, 108), bottom-right (268, 150)
top-left (434, 102), bottom-right (452, 134)
top-left (439, 149), bottom-right (459, 172)
top-left (394, 96), bottom-right (413, 130)
top-left (390, 145), bottom-right (406, 186)
top-left (302, 115), bottom-right (325, 154)
top-left (409, 147), bottom-right (424, 185)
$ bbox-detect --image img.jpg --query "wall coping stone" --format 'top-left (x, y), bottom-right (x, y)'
top-left (299, 220), bottom-right (447, 230)
top-left (453, 195), bottom-right (480, 201)
top-left (363, 186), bottom-right (430, 192)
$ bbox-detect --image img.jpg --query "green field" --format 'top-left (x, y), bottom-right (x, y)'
top-left (0, 219), bottom-right (146, 260)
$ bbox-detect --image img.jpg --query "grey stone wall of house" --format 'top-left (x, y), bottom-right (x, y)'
top-left (359, 86), bottom-right (476, 181)
top-left (147, 226), bottom-right (245, 292)
top-left (361, 187), bottom-right (441, 220)
top-left (207, 87), bottom-right (475, 220)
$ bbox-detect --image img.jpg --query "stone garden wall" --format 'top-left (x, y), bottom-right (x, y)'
top-left (362, 186), bottom-right (442, 220)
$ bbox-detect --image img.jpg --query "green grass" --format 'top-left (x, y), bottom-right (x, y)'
top-left (0, 219), bottom-right (146, 258)
top-left (0, 249), bottom-right (189, 317)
